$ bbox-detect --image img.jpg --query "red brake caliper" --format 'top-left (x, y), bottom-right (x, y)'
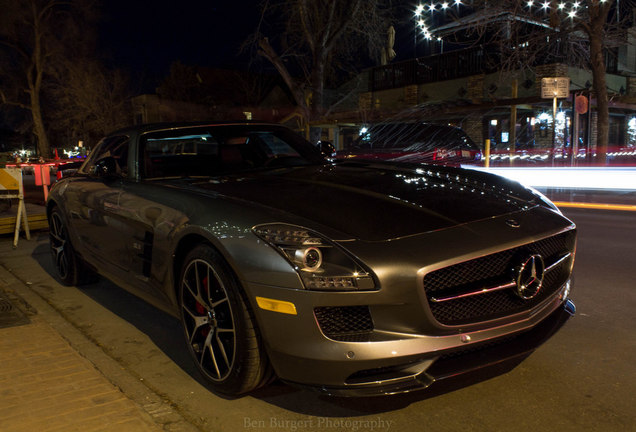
top-left (196, 276), bottom-right (210, 337)
top-left (195, 276), bottom-right (209, 315)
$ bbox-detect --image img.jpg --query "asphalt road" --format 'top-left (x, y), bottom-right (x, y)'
top-left (1, 207), bottom-right (635, 432)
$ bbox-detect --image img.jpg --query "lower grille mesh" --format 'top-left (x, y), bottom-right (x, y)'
top-left (314, 306), bottom-right (373, 341)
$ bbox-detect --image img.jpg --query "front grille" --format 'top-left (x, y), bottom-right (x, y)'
top-left (314, 306), bottom-right (374, 341)
top-left (424, 230), bottom-right (575, 325)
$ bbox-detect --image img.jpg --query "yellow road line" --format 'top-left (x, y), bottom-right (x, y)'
top-left (553, 201), bottom-right (636, 212)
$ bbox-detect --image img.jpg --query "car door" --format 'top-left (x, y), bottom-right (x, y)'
top-left (68, 135), bottom-right (131, 275)
top-left (113, 181), bottom-right (188, 296)
top-left (109, 128), bottom-right (217, 292)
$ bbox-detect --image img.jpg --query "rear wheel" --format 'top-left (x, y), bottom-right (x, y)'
top-left (179, 245), bottom-right (272, 395)
top-left (49, 207), bottom-right (97, 286)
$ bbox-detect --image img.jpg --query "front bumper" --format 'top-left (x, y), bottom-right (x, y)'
top-left (286, 298), bottom-right (575, 396)
top-left (248, 274), bottom-right (574, 396)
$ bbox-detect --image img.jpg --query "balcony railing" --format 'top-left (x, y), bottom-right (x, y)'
top-left (370, 46), bottom-right (495, 92)
top-left (370, 44), bottom-right (620, 92)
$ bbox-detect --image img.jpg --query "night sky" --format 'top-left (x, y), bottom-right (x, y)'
top-left (99, 1), bottom-right (261, 87)
top-left (98, 1), bottom-right (418, 89)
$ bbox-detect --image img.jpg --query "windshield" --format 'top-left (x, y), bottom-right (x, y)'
top-left (141, 125), bottom-right (324, 179)
top-left (353, 123), bottom-right (479, 152)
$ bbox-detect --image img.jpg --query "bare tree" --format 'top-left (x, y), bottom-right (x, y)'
top-left (157, 61), bottom-right (281, 110)
top-left (430, 0), bottom-right (627, 162)
top-left (50, 59), bottom-right (132, 144)
top-left (157, 62), bottom-right (211, 105)
top-left (582, 1), bottom-right (615, 163)
top-left (251, 0), bottom-right (393, 136)
top-left (0, 0), bottom-right (94, 157)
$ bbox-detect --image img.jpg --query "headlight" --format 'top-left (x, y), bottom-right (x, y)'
top-left (253, 224), bottom-right (376, 291)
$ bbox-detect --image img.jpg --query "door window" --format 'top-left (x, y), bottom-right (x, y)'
top-left (81, 135), bottom-right (130, 178)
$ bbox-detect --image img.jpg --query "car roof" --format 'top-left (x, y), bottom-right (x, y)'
top-left (107, 121), bottom-right (283, 136)
top-left (367, 122), bottom-right (463, 131)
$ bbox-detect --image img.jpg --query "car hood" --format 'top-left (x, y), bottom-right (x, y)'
top-left (184, 161), bottom-right (541, 241)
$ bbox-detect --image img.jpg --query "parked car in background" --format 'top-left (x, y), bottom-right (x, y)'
top-left (340, 122), bottom-right (482, 166)
top-left (47, 122), bottom-right (575, 397)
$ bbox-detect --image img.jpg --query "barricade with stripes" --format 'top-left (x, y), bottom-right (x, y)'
top-left (0, 168), bottom-right (31, 247)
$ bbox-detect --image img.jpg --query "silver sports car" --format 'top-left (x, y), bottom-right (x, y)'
top-left (47, 122), bottom-right (576, 396)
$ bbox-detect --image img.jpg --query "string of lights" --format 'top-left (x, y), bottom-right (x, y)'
top-left (414, 0), bottom-right (613, 40)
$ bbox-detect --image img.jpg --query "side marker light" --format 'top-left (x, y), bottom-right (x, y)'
top-left (255, 297), bottom-right (298, 315)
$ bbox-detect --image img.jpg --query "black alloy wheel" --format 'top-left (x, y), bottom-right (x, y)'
top-left (49, 209), bottom-right (71, 283)
top-left (179, 245), bottom-right (272, 395)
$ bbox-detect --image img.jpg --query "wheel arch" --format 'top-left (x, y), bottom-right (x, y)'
top-left (174, 232), bottom-right (275, 393)
top-left (46, 198), bottom-right (59, 219)
top-left (171, 232), bottom-right (244, 305)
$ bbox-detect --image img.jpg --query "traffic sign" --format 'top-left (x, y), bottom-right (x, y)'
top-left (541, 77), bottom-right (570, 98)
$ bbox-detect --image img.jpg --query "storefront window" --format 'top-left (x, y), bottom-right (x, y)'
top-left (608, 115), bottom-right (625, 148)
top-left (628, 117), bottom-right (636, 147)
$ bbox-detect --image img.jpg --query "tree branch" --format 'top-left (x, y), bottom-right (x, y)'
top-left (0, 39), bottom-right (31, 62)
top-left (258, 37), bottom-right (308, 115)
top-left (324, 0), bottom-right (361, 52)
top-left (298, 0), bottom-right (315, 54)
top-left (0, 89), bottom-right (29, 109)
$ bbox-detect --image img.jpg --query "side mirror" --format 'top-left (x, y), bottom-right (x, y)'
top-left (90, 156), bottom-right (119, 177)
top-left (318, 141), bottom-right (336, 158)
top-left (58, 168), bottom-right (79, 179)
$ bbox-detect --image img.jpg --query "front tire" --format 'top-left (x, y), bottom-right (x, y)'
top-left (179, 245), bottom-right (271, 396)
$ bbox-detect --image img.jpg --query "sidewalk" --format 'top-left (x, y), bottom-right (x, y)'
top-left (0, 320), bottom-right (162, 432)
top-left (0, 273), bottom-right (163, 432)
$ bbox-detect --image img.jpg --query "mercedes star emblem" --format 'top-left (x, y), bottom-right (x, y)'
top-left (515, 254), bottom-right (545, 300)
